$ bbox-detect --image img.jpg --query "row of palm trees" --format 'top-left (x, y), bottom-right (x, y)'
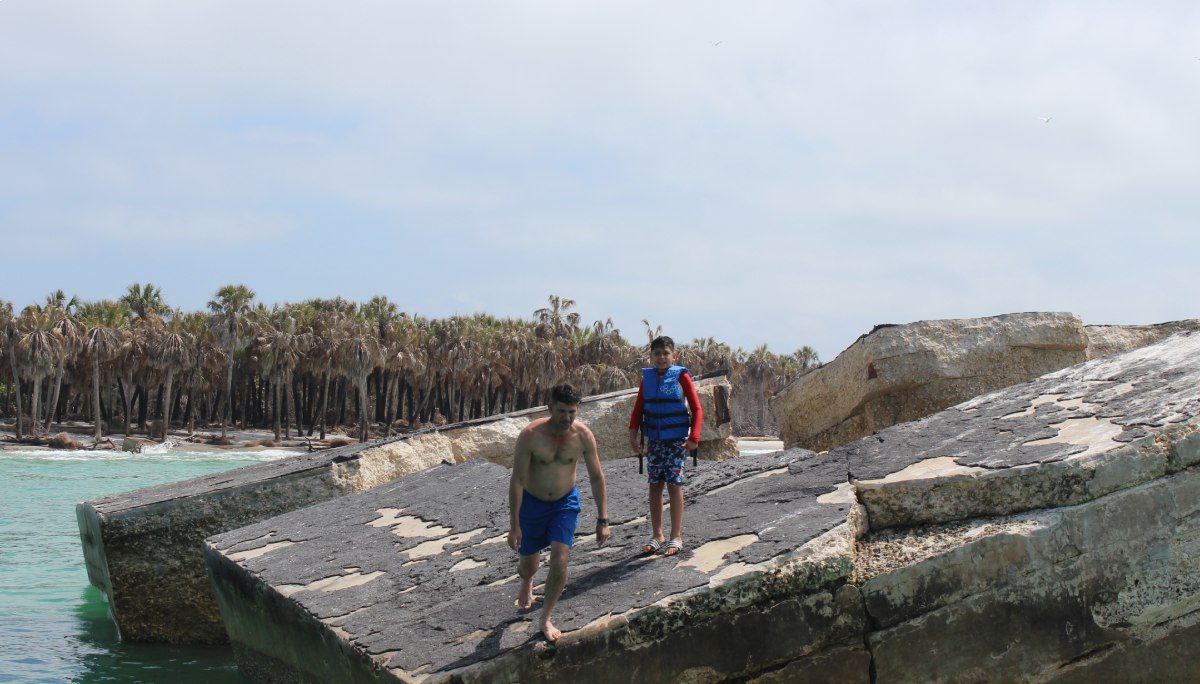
top-left (0, 287), bottom-right (819, 444)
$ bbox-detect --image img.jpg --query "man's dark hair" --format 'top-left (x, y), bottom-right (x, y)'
top-left (549, 383), bottom-right (582, 406)
top-left (650, 335), bottom-right (675, 352)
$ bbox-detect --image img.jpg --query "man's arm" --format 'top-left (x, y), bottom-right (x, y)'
top-left (508, 429), bottom-right (532, 551)
top-left (580, 426), bottom-right (610, 545)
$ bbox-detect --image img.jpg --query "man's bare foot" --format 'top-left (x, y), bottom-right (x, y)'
top-left (516, 581), bottom-right (535, 612)
top-left (540, 618), bottom-right (562, 643)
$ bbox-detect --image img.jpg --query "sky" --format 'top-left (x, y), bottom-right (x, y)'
top-left (1, 1), bottom-right (1198, 361)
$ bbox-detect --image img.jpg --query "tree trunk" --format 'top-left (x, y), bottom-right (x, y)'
top-left (272, 377), bottom-right (281, 442)
top-left (44, 358), bottom-right (66, 431)
top-left (92, 358), bottom-right (103, 441)
top-left (222, 358), bottom-right (233, 439)
top-left (286, 371), bottom-right (298, 439)
top-left (29, 377), bottom-right (42, 438)
top-left (336, 378), bottom-right (347, 428)
top-left (319, 371), bottom-right (331, 440)
top-left (136, 384), bottom-right (150, 431)
top-left (119, 375), bottom-right (133, 435)
top-left (9, 356), bottom-right (23, 440)
top-left (185, 387), bottom-right (195, 435)
top-left (161, 373), bottom-right (174, 441)
top-left (358, 377), bottom-right (369, 442)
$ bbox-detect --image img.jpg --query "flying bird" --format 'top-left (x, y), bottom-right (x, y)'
top-left (713, 41), bottom-right (722, 47)
top-left (1041, 116), bottom-right (1053, 123)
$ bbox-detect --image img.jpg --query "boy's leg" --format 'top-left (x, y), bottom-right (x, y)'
top-left (648, 481), bottom-right (666, 544)
top-left (539, 541), bottom-right (571, 642)
top-left (516, 551), bottom-right (541, 611)
top-left (667, 483), bottom-right (685, 544)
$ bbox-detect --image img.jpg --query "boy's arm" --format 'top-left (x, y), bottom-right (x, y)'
top-left (581, 426), bottom-right (610, 545)
top-left (679, 371), bottom-right (704, 450)
top-left (508, 430), bottom-right (532, 550)
top-left (627, 380), bottom-right (645, 454)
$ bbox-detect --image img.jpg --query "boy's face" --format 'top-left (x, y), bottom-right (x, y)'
top-left (650, 345), bottom-right (676, 371)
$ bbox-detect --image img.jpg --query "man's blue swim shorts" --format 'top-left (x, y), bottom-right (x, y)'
top-left (518, 487), bottom-right (581, 556)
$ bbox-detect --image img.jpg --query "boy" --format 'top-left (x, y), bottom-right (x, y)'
top-left (628, 336), bottom-right (703, 557)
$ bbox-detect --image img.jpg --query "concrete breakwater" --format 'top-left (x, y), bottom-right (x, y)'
top-left (205, 333), bottom-right (1200, 681)
top-left (76, 374), bottom-right (736, 644)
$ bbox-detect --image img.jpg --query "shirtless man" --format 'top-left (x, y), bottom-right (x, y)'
top-left (507, 383), bottom-right (610, 642)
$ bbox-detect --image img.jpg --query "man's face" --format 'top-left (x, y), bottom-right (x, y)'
top-left (549, 401), bottom-right (579, 430)
top-left (650, 345), bottom-right (676, 371)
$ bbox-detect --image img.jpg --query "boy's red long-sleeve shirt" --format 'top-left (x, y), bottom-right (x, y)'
top-left (628, 370), bottom-right (704, 443)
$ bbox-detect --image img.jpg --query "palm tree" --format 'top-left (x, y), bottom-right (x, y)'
top-left (79, 300), bottom-right (130, 441)
top-left (338, 317), bottom-right (381, 442)
top-left (207, 284), bottom-right (256, 439)
top-left (535, 295), bottom-right (581, 339)
top-left (257, 307), bottom-right (308, 441)
top-left (120, 283), bottom-right (169, 321)
top-left (41, 290), bottom-right (82, 432)
top-left (177, 311), bottom-right (215, 436)
top-left (149, 312), bottom-right (192, 440)
top-left (0, 302), bottom-right (21, 439)
top-left (12, 306), bottom-right (65, 438)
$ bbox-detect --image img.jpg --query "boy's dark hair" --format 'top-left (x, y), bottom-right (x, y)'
top-left (549, 383), bottom-right (582, 406)
top-left (650, 335), bottom-right (675, 352)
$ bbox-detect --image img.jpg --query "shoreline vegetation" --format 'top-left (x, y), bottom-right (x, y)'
top-left (0, 285), bottom-right (818, 450)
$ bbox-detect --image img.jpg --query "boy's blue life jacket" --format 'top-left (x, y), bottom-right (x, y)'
top-left (640, 365), bottom-right (692, 442)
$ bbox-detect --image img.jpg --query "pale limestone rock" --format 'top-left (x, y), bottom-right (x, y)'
top-left (1084, 319), bottom-right (1200, 359)
top-left (773, 312), bottom-right (1088, 451)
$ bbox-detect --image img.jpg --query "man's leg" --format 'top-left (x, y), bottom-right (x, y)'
top-left (539, 541), bottom-right (571, 642)
top-left (516, 551), bottom-right (540, 612)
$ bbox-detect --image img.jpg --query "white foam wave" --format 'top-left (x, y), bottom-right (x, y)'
top-left (0, 448), bottom-right (298, 463)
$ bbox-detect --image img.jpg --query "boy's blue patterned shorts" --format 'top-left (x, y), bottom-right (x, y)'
top-left (646, 439), bottom-right (687, 486)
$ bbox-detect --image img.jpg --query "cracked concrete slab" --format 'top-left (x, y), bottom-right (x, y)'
top-left (204, 448), bottom-right (859, 682)
top-left (77, 374), bottom-right (735, 644)
top-left (842, 332), bottom-right (1200, 529)
top-left (204, 331), bottom-right (1200, 682)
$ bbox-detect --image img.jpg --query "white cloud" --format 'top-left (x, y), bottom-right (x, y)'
top-left (1, 1), bottom-right (1198, 357)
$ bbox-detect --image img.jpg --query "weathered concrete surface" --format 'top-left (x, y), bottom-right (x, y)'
top-left (842, 331), bottom-right (1200, 682)
top-left (856, 466), bottom-right (1200, 682)
top-left (205, 332), bottom-right (1200, 682)
top-left (1084, 319), bottom-right (1200, 360)
top-left (77, 375), bottom-right (735, 644)
top-left (773, 313), bottom-right (1200, 451)
top-left (204, 450), bottom-right (859, 683)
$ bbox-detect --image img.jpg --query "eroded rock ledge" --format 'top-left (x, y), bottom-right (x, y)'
top-left (206, 333), bottom-right (1200, 681)
top-left (76, 374), bottom-right (735, 644)
top-left (772, 312), bottom-right (1200, 452)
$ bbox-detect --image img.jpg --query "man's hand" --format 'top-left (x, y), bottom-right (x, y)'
top-left (507, 525), bottom-right (521, 552)
top-left (684, 438), bottom-right (699, 452)
top-left (596, 523), bottom-right (611, 546)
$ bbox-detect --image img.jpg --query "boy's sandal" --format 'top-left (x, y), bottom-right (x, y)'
top-left (663, 539), bottom-right (684, 557)
top-left (642, 538), bottom-right (664, 555)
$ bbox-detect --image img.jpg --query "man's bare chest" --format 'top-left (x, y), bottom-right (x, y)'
top-left (530, 436), bottom-right (582, 467)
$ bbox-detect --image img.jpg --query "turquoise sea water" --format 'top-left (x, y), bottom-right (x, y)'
top-left (0, 446), bottom-right (297, 683)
